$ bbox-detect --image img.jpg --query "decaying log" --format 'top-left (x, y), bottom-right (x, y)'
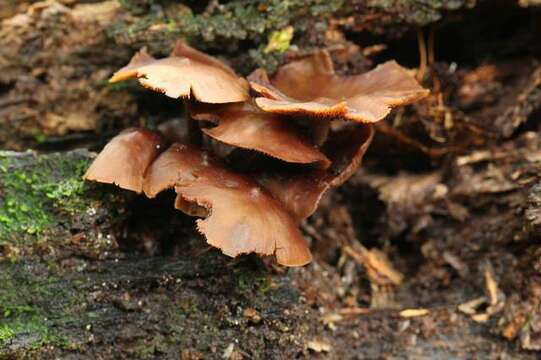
top-left (3, 0), bottom-right (541, 358)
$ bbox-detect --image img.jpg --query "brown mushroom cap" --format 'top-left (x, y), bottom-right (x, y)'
top-left (143, 143), bottom-right (312, 266)
top-left (258, 125), bottom-right (374, 222)
top-left (325, 124), bottom-right (375, 187)
top-left (177, 180), bottom-right (312, 267)
top-left (110, 41), bottom-right (249, 103)
top-left (190, 101), bottom-right (331, 168)
top-left (249, 50), bottom-right (429, 122)
top-left (174, 195), bottom-right (209, 218)
top-left (83, 128), bottom-right (164, 193)
top-left (143, 142), bottom-right (211, 198)
top-left (83, 124), bottom-right (369, 265)
top-left (258, 170), bottom-right (328, 223)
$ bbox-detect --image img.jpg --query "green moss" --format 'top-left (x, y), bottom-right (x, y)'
top-left (0, 161), bottom-right (52, 237)
top-left (0, 150), bottom-right (125, 253)
top-left (32, 132), bottom-right (48, 145)
top-left (108, 0), bottom-right (477, 72)
top-left (0, 152), bottom-right (91, 243)
top-left (108, 0), bottom-right (346, 71)
top-left (264, 26), bottom-right (294, 53)
top-left (0, 326), bottom-right (14, 345)
top-left (367, 0), bottom-right (474, 25)
top-left (233, 266), bottom-right (272, 294)
top-left (0, 264), bottom-right (83, 351)
top-left (0, 317), bottom-right (49, 347)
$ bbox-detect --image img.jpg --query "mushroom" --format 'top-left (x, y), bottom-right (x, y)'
top-left (83, 128), bottom-right (163, 193)
top-left (190, 101), bottom-right (331, 168)
top-left (143, 143), bottom-right (312, 266)
top-left (84, 41), bottom-right (429, 267)
top-left (258, 125), bottom-right (374, 222)
top-left (143, 142), bottom-right (210, 199)
top-left (249, 50), bottom-right (429, 122)
top-left (110, 41), bottom-right (249, 103)
top-left (175, 174), bottom-right (312, 267)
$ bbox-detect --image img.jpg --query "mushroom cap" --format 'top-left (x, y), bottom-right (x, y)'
top-left (143, 142), bottom-right (212, 198)
top-left (83, 128), bottom-right (163, 193)
top-left (143, 143), bottom-right (312, 266)
top-left (83, 123), bottom-right (371, 265)
top-left (249, 50), bottom-right (429, 122)
top-left (174, 194), bottom-right (209, 218)
top-left (258, 170), bottom-right (329, 223)
top-left (177, 180), bottom-right (312, 266)
top-left (258, 125), bottom-right (374, 222)
top-left (190, 101), bottom-right (331, 168)
top-left (110, 41), bottom-right (249, 103)
top-left (325, 124), bottom-right (375, 187)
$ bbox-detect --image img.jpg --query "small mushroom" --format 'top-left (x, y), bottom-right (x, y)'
top-left (110, 41), bottom-right (249, 103)
top-left (83, 128), bottom-right (163, 193)
top-left (143, 143), bottom-right (312, 266)
top-left (258, 125), bottom-right (374, 222)
top-left (190, 101), bottom-right (331, 168)
top-left (249, 50), bottom-right (429, 122)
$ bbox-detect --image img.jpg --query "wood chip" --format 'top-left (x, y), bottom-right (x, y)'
top-left (399, 309), bottom-right (430, 318)
top-left (243, 307), bottom-right (261, 324)
top-left (306, 340), bottom-right (332, 353)
top-left (442, 251), bottom-right (467, 276)
top-left (456, 150), bottom-right (500, 166)
top-left (338, 307), bottom-right (371, 315)
top-left (344, 245), bottom-right (403, 286)
top-left (502, 314), bottom-right (527, 340)
top-left (457, 263), bottom-right (505, 324)
top-left (484, 265), bottom-right (499, 307)
top-left (471, 313), bottom-right (490, 323)
top-left (222, 343), bottom-right (235, 359)
top-left (458, 296), bottom-right (487, 315)
top-left (322, 313), bottom-right (344, 325)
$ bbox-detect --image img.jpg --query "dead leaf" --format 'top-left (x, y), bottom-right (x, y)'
top-left (344, 245), bottom-right (403, 286)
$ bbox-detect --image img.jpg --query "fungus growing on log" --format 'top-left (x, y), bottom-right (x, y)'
top-left (84, 128), bottom-right (163, 193)
top-left (110, 41), bottom-right (249, 103)
top-left (143, 143), bottom-right (312, 266)
top-left (249, 50), bottom-right (429, 122)
top-left (258, 125), bottom-right (374, 222)
top-left (84, 42), bottom-right (428, 266)
top-left (190, 101), bottom-right (331, 168)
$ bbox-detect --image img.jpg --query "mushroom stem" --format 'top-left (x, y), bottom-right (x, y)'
top-left (427, 27), bottom-right (435, 65)
top-left (312, 118), bottom-right (331, 146)
top-left (185, 100), bottom-right (202, 146)
top-left (416, 30), bottom-right (427, 81)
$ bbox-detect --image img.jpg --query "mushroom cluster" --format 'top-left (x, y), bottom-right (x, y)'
top-left (84, 41), bottom-right (428, 266)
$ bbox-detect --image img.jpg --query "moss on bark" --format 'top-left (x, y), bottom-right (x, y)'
top-left (0, 150), bottom-right (126, 259)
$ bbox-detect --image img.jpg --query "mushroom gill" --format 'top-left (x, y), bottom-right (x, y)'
top-left (110, 41), bottom-right (249, 103)
top-left (249, 50), bottom-right (429, 122)
top-left (258, 125), bottom-right (374, 222)
top-left (190, 101), bottom-right (331, 168)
